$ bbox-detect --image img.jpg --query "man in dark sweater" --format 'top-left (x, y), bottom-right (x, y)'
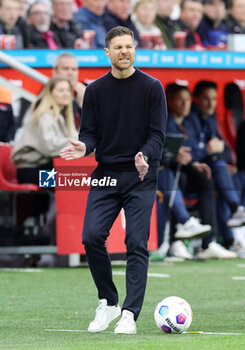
top-left (60, 26), bottom-right (167, 334)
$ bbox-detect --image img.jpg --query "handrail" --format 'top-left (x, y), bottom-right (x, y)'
top-left (0, 51), bottom-right (48, 84)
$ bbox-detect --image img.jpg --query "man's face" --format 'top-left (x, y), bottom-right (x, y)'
top-left (156, 0), bottom-right (175, 18)
top-left (195, 88), bottom-right (217, 116)
top-left (84, 0), bottom-right (107, 16)
top-left (230, 0), bottom-right (245, 25)
top-left (108, 0), bottom-right (131, 20)
top-left (169, 90), bottom-right (191, 117)
top-left (0, 0), bottom-right (19, 27)
top-left (54, 57), bottom-right (79, 87)
top-left (28, 3), bottom-right (51, 32)
top-left (203, 0), bottom-right (226, 22)
top-left (52, 0), bottom-right (74, 22)
top-left (180, 0), bottom-right (203, 30)
top-left (105, 34), bottom-right (135, 72)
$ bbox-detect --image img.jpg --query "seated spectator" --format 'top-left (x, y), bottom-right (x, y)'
top-left (11, 76), bottom-right (78, 244)
top-left (73, 0), bottom-right (107, 48)
top-left (0, 0), bottom-right (24, 49)
top-left (25, 1), bottom-right (61, 49)
top-left (52, 52), bottom-right (86, 128)
top-left (187, 81), bottom-right (245, 249)
top-left (197, 0), bottom-right (228, 49)
top-left (155, 0), bottom-right (181, 48)
top-left (11, 76), bottom-right (77, 184)
top-left (155, 83), bottom-right (236, 259)
top-left (0, 86), bottom-right (16, 142)
top-left (132, 0), bottom-right (162, 35)
top-left (225, 0), bottom-right (245, 33)
top-left (103, 0), bottom-right (141, 46)
top-left (50, 0), bottom-right (83, 48)
top-left (178, 0), bottom-right (205, 49)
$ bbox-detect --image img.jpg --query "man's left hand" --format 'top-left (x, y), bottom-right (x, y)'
top-left (135, 152), bottom-right (149, 181)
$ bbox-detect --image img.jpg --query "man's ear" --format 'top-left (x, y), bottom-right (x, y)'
top-left (104, 47), bottom-right (110, 58)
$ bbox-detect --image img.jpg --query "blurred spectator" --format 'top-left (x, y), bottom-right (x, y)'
top-left (155, 0), bottom-right (181, 48)
top-left (0, 86), bottom-right (16, 142)
top-left (74, 0), bottom-right (107, 48)
top-left (11, 76), bottom-right (77, 182)
top-left (188, 81), bottom-right (245, 248)
top-left (197, 0), bottom-right (228, 48)
top-left (50, 0), bottom-right (83, 48)
top-left (103, 0), bottom-right (141, 46)
top-left (0, 0), bottom-right (24, 49)
top-left (52, 52), bottom-right (86, 128)
top-left (132, 0), bottom-right (162, 35)
top-left (225, 0), bottom-right (245, 33)
top-left (11, 76), bottom-right (78, 245)
top-left (156, 83), bottom-right (236, 259)
top-left (25, 1), bottom-right (61, 49)
top-left (178, 0), bottom-right (205, 49)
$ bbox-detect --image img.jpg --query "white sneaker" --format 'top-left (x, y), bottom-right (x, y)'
top-left (175, 217), bottom-right (211, 239)
top-left (88, 299), bottom-right (121, 332)
top-left (170, 240), bottom-right (193, 260)
top-left (227, 206), bottom-right (245, 227)
top-left (114, 310), bottom-right (137, 334)
top-left (197, 242), bottom-right (238, 260)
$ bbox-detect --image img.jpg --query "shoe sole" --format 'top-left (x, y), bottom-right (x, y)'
top-left (88, 307), bottom-right (121, 332)
top-left (175, 229), bottom-right (211, 240)
top-left (114, 329), bottom-right (137, 334)
top-left (227, 221), bottom-right (245, 228)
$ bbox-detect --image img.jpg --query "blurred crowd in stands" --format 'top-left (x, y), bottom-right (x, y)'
top-left (0, 0), bottom-right (245, 50)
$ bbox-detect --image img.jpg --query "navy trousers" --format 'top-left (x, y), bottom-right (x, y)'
top-left (82, 165), bottom-right (157, 321)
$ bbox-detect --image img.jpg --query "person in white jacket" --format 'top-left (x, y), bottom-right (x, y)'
top-left (11, 76), bottom-right (78, 246)
top-left (12, 75), bottom-right (77, 184)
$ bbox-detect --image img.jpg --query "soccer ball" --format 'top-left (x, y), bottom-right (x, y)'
top-left (154, 296), bottom-right (193, 334)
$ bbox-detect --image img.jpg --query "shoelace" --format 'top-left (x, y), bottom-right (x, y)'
top-left (94, 304), bottom-right (108, 321)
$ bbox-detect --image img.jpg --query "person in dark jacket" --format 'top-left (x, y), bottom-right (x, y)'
top-left (0, 0), bottom-right (24, 49)
top-left (155, 0), bottom-right (181, 48)
top-left (103, 0), bottom-right (141, 46)
top-left (197, 0), bottom-right (228, 48)
top-left (187, 81), bottom-right (245, 249)
top-left (73, 0), bottom-right (107, 48)
top-left (178, 0), bottom-right (205, 49)
top-left (50, 0), bottom-right (83, 48)
top-left (25, 1), bottom-right (61, 49)
top-left (60, 26), bottom-right (167, 334)
top-left (225, 0), bottom-right (245, 33)
top-left (0, 86), bottom-right (16, 142)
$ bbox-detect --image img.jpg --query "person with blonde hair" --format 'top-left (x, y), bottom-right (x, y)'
top-left (12, 76), bottom-right (77, 184)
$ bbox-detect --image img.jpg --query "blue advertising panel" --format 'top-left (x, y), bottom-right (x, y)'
top-left (1, 49), bottom-right (245, 69)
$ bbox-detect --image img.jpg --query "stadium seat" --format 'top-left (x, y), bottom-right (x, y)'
top-left (0, 142), bottom-right (45, 231)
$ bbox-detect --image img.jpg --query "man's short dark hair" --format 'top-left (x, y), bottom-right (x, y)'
top-left (193, 81), bottom-right (217, 97)
top-left (166, 83), bottom-right (191, 100)
top-left (105, 26), bottom-right (134, 48)
top-left (180, 0), bottom-right (203, 9)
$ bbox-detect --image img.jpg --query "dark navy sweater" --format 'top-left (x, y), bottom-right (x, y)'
top-left (79, 68), bottom-right (167, 167)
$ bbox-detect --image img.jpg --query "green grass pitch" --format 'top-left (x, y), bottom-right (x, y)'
top-left (1, 259), bottom-right (245, 350)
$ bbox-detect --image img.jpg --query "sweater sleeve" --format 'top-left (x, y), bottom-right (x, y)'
top-left (78, 87), bottom-right (98, 156)
top-left (140, 80), bottom-right (167, 162)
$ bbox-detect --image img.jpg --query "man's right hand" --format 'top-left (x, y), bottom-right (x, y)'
top-left (60, 140), bottom-right (86, 160)
top-left (176, 146), bottom-right (192, 165)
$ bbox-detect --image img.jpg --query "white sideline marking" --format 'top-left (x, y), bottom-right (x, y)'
top-left (45, 329), bottom-right (243, 335)
top-left (113, 271), bottom-right (170, 278)
top-left (232, 276), bottom-right (245, 280)
top-left (237, 264), bottom-right (245, 268)
top-left (0, 268), bottom-right (42, 273)
top-left (184, 331), bottom-right (243, 335)
top-left (46, 329), bottom-right (113, 334)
